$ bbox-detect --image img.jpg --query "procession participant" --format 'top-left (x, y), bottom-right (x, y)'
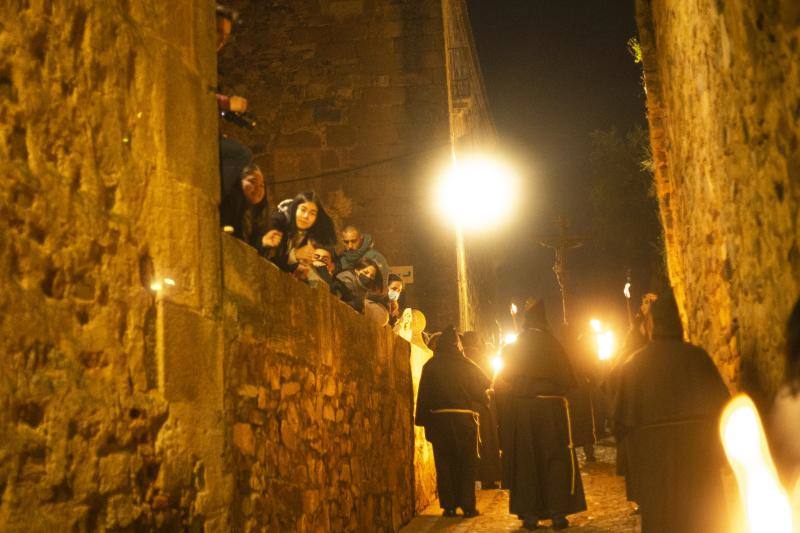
top-left (768, 297), bottom-right (800, 488)
top-left (615, 293), bottom-right (729, 533)
top-left (461, 331), bottom-right (503, 489)
top-left (500, 300), bottom-right (586, 530)
top-left (415, 326), bottom-right (490, 518)
top-left (604, 295), bottom-right (652, 506)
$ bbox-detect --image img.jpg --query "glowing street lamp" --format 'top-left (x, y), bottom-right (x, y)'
top-left (436, 155), bottom-right (519, 331)
top-left (436, 155), bottom-right (518, 231)
top-left (720, 395), bottom-right (793, 533)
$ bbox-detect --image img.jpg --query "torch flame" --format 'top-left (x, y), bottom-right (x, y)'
top-left (720, 395), bottom-right (793, 533)
top-left (624, 282), bottom-right (631, 299)
top-left (491, 354), bottom-right (505, 376)
top-left (597, 331), bottom-right (616, 361)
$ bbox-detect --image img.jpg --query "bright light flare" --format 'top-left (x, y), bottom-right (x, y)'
top-left (624, 282), bottom-right (631, 299)
top-left (510, 303), bottom-right (518, 315)
top-left (491, 354), bottom-right (505, 376)
top-left (597, 331), bottom-right (616, 361)
top-left (149, 281), bottom-right (163, 292)
top-left (436, 155), bottom-right (518, 231)
top-left (164, 278), bottom-right (176, 286)
top-left (720, 395), bottom-right (793, 533)
top-left (590, 319), bottom-right (617, 361)
top-left (504, 332), bottom-right (518, 345)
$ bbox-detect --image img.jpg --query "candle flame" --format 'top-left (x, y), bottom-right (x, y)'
top-left (624, 282), bottom-right (631, 299)
top-left (720, 395), bottom-right (793, 533)
top-left (510, 303), bottom-right (518, 315)
top-left (491, 354), bottom-right (505, 376)
top-left (149, 281), bottom-right (163, 292)
top-left (597, 331), bottom-right (616, 361)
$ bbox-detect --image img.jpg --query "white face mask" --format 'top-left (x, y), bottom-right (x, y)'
top-left (388, 289), bottom-right (401, 301)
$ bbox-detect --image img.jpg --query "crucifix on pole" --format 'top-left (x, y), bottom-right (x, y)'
top-left (538, 216), bottom-right (587, 326)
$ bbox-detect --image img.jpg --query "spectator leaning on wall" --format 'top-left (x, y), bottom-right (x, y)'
top-left (338, 225), bottom-right (385, 272)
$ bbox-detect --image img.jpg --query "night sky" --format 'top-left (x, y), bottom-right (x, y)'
top-left (466, 0), bottom-right (648, 331)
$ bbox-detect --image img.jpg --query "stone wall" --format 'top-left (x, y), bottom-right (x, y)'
top-left (0, 2), bottom-right (434, 531)
top-left (222, 235), bottom-right (435, 531)
top-left (636, 0), bottom-right (800, 400)
top-left (218, 0), bottom-right (497, 336)
top-left (0, 1), bottom-right (227, 530)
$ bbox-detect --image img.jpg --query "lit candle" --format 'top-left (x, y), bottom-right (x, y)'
top-left (720, 395), bottom-right (793, 533)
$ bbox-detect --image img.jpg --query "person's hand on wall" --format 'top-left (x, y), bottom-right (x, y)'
top-left (261, 230), bottom-right (283, 248)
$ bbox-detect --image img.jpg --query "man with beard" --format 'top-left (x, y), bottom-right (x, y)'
top-left (614, 293), bottom-right (729, 533)
top-left (500, 300), bottom-right (586, 530)
top-left (415, 326), bottom-right (490, 518)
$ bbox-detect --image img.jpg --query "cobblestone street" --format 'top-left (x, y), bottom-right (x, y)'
top-left (402, 444), bottom-right (640, 532)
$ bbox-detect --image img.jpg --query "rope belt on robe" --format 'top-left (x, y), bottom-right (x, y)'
top-left (637, 416), bottom-right (713, 431)
top-left (535, 395), bottom-right (577, 495)
top-left (429, 409), bottom-right (482, 458)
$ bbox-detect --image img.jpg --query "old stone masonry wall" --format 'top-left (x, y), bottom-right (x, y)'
top-left (0, 2), bottom-right (433, 532)
top-left (223, 236), bottom-right (432, 531)
top-left (0, 1), bottom-right (226, 530)
top-left (636, 0), bottom-right (800, 400)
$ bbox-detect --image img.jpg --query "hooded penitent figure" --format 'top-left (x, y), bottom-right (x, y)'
top-left (415, 326), bottom-right (490, 517)
top-left (770, 297), bottom-right (800, 489)
top-left (499, 300), bottom-right (586, 531)
top-left (461, 331), bottom-right (503, 489)
top-left (614, 293), bottom-right (730, 533)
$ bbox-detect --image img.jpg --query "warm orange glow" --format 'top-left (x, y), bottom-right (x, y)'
top-left (510, 303), bottom-right (518, 315)
top-left (491, 354), bottom-right (505, 376)
top-left (504, 332), bottom-right (518, 345)
top-left (590, 319), bottom-right (616, 361)
top-left (624, 282), bottom-right (631, 299)
top-left (597, 331), bottom-right (616, 361)
top-left (720, 395), bottom-right (793, 533)
top-left (436, 155), bottom-right (518, 231)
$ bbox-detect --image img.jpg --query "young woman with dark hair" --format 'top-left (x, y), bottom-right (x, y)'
top-left (261, 191), bottom-right (337, 275)
top-left (219, 161), bottom-right (269, 249)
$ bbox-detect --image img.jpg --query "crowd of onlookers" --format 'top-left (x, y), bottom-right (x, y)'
top-left (215, 5), bottom-right (404, 327)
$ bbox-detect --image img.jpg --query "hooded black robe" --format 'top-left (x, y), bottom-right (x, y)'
top-left (614, 296), bottom-right (730, 533)
top-left (415, 329), bottom-right (490, 512)
top-left (500, 304), bottom-right (587, 520)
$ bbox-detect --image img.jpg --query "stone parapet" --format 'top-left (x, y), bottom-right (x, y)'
top-left (222, 234), bottom-right (436, 531)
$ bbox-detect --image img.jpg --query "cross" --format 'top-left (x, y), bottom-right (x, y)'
top-left (538, 216), bottom-right (587, 326)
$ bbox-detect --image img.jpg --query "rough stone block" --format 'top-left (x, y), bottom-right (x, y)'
top-left (157, 300), bottom-right (222, 404)
top-left (233, 423), bottom-right (255, 456)
top-left (98, 453), bottom-right (131, 494)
